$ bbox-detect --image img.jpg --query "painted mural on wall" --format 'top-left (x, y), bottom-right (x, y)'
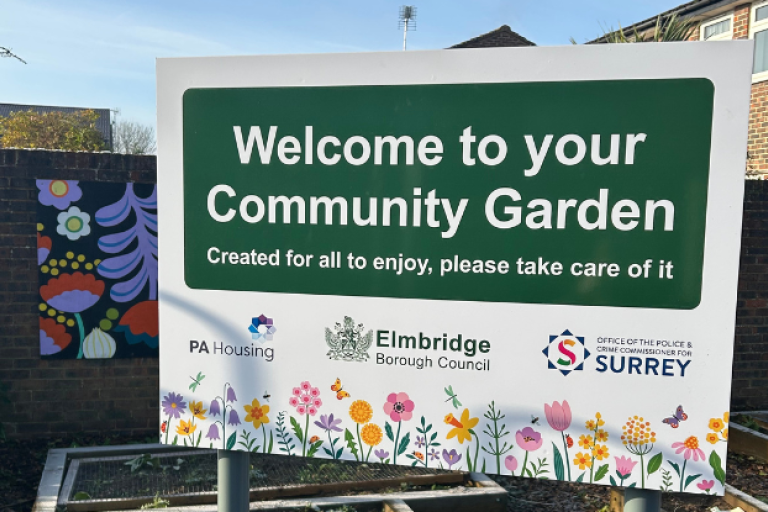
top-left (37, 180), bottom-right (158, 359)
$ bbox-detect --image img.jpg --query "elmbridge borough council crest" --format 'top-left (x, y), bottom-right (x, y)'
top-left (325, 316), bottom-right (373, 362)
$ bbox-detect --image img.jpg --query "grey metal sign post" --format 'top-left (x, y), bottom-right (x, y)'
top-left (624, 488), bottom-right (661, 512)
top-left (218, 450), bottom-right (250, 511)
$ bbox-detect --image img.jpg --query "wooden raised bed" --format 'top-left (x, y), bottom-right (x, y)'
top-left (730, 421), bottom-right (768, 463)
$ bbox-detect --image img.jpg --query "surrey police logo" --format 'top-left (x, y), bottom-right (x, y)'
top-left (542, 329), bottom-right (590, 376)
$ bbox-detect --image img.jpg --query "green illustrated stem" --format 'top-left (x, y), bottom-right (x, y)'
top-left (357, 424), bottom-right (363, 462)
top-left (561, 432), bottom-right (572, 481)
top-left (473, 433), bottom-right (479, 471)
top-left (262, 424), bottom-right (267, 454)
top-left (74, 313), bottom-right (85, 359)
top-left (165, 418), bottom-right (171, 445)
top-left (640, 453), bottom-right (645, 488)
top-left (679, 459), bottom-right (687, 493)
top-left (393, 421), bottom-right (401, 465)
top-left (303, 414), bottom-right (309, 457)
top-left (522, 451), bottom-right (530, 478)
top-left (365, 445), bottom-right (373, 462)
top-left (327, 430), bottom-right (335, 459)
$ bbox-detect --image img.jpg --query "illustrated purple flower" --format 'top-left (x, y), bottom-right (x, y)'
top-left (226, 386), bottom-right (238, 403)
top-left (96, 184), bottom-right (157, 302)
top-left (314, 413), bottom-right (342, 433)
top-left (37, 180), bottom-right (82, 210)
top-left (227, 409), bottom-right (241, 426)
top-left (505, 455), bottom-right (518, 474)
top-left (209, 399), bottom-right (221, 417)
top-left (415, 435), bottom-right (425, 448)
top-left (206, 424), bottom-right (221, 440)
top-left (442, 448), bottom-right (462, 469)
top-left (374, 449), bottom-right (390, 461)
top-left (516, 426), bottom-right (543, 451)
top-left (429, 448), bottom-right (440, 461)
top-left (162, 392), bottom-right (187, 419)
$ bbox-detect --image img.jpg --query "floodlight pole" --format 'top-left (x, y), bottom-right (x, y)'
top-left (623, 487), bottom-right (661, 512)
top-left (218, 450), bottom-right (250, 512)
top-left (403, 18), bottom-right (409, 51)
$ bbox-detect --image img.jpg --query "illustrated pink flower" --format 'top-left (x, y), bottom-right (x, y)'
top-left (614, 456), bottom-right (638, 478)
top-left (504, 455), bottom-right (518, 473)
top-left (383, 392), bottom-right (415, 422)
top-left (697, 479), bottom-right (715, 492)
top-left (289, 381), bottom-right (321, 416)
top-left (516, 426), bottom-right (543, 451)
top-left (672, 436), bottom-right (705, 461)
top-left (544, 400), bottom-right (572, 432)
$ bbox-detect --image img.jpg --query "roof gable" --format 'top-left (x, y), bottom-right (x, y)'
top-left (451, 25), bottom-right (536, 49)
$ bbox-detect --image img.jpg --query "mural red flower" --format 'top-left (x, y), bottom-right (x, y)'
top-left (40, 272), bottom-right (105, 313)
top-left (116, 300), bottom-right (158, 348)
top-left (39, 317), bottom-right (72, 355)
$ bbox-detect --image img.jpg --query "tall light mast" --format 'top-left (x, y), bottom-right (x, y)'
top-left (399, 6), bottom-right (417, 51)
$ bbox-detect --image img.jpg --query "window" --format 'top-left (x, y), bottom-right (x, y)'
top-left (752, 1), bottom-right (768, 81)
top-left (701, 13), bottom-right (733, 41)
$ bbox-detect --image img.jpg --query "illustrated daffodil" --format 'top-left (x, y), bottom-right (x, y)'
top-left (176, 419), bottom-right (197, 436)
top-left (244, 398), bottom-right (270, 428)
top-left (190, 400), bottom-right (207, 420)
top-left (445, 408), bottom-right (479, 444)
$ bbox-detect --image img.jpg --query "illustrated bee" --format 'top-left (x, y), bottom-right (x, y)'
top-left (565, 434), bottom-right (573, 449)
top-left (309, 435), bottom-right (320, 444)
top-left (413, 451), bottom-right (424, 461)
top-left (262, 390), bottom-right (271, 403)
top-left (531, 415), bottom-right (540, 426)
top-left (331, 378), bottom-right (351, 400)
top-left (161, 421), bottom-right (167, 434)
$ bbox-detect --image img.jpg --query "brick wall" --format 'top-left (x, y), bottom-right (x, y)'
top-left (0, 149), bottom-right (158, 438)
top-left (732, 180), bottom-right (768, 411)
top-left (1, 149), bottom-right (768, 438)
top-left (734, 4), bottom-right (751, 39)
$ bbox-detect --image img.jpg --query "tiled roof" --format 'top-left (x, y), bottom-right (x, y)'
top-left (450, 25), bottom-right (536, 49)
top-left (0, 103), bottom-right (112, 148)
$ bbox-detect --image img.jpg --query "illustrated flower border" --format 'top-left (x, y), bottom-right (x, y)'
top-left (160, 379), bottom-right (730, 495)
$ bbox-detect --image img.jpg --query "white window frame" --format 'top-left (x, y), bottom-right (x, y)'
top-left (700, 12), bottom-right (734, 41)
top-left (752, 0), bottom-right (768, 82)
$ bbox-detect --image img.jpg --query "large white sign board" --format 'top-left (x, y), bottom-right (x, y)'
top-left (158, 42), bottom-right (751, 494)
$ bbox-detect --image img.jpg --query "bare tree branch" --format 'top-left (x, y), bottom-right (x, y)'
top-left (112, 119), bottom-right (156, 155)
top-left (0, 47), bottom-right (27, 64)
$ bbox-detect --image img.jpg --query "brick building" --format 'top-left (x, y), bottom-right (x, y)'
top-left (591, 0), bottom-right (768, 177)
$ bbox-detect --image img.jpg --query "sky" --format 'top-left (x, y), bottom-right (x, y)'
top-left (1, 0), bottom-right (682, 131)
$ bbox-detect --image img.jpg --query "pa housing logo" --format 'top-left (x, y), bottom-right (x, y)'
top-left (542, 329), bottom-right (590, 376)
top-left (248, 314), bottom-right (276, 342)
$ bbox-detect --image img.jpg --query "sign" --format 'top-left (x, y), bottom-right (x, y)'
top-left (158, 43), bottom-right (751, 494)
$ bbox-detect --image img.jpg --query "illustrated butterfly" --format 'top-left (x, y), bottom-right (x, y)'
top-left (331, 378), bottom-right (351, 400)
top-left (444, 385), bottom-right (462, 409)
top-left (662, 405), bottom-right (689, 428)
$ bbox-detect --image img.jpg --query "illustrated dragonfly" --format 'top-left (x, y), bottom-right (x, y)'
top-left (189, 371), bottom-right (205, 392)
top-left (444, 385), bottom-right (462, 409)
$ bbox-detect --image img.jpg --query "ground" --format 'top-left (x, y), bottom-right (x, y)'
top-left (0, 434), bottom-right (764, 512)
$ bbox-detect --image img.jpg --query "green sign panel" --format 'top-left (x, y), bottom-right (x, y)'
top-left (183, 79), bottom-right (713, 308)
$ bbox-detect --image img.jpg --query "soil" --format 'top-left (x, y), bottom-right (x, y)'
top-left (0, 435), bottom-right (765, 512)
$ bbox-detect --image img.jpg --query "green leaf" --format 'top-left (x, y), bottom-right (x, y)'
top-left (575, 472), bottom-right (585, 483)
top-left (226, 432), bottom-right (237, 450)
top-left (647, 452), bottom-right (663, 475)
top-left (684, 473), bottom-right (701, 490)
top-left (628, 482), bottom-right (636, 488)
top-left (466, 446), bottom-right (473, 471)
top-left (610, 475), bottom-right (618, 486)
top-left (385, 422), bottom-right (394, 442)
top-left (268, 431), bottom-right (274, 454)
top-left (172, 435), bottom-right (178, 445)
top-left (594, 464), bottom-right (609, 482)
top-left (307, 440), bottom-right (323, 458)
top-left (667, 460), bottom-right (680, 477)
top-left (398, 432), bottom-right (411, 456)
top-left (552, 443), bottom-right (565, 481)
top-left (335, 446), bottom-right (343, 459)
top-left (430, 432), bottom-right (438, 442)
top-left (290, 416), bottom-right (304, 444)
top-left (709, 451), bottom-right (726, 485)
top-left (344, 429), bottom-right (359, 457)
top-left (481, 459), bottom-right (486, 472)
top-left (73, 491), bottom-right (92, 500)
